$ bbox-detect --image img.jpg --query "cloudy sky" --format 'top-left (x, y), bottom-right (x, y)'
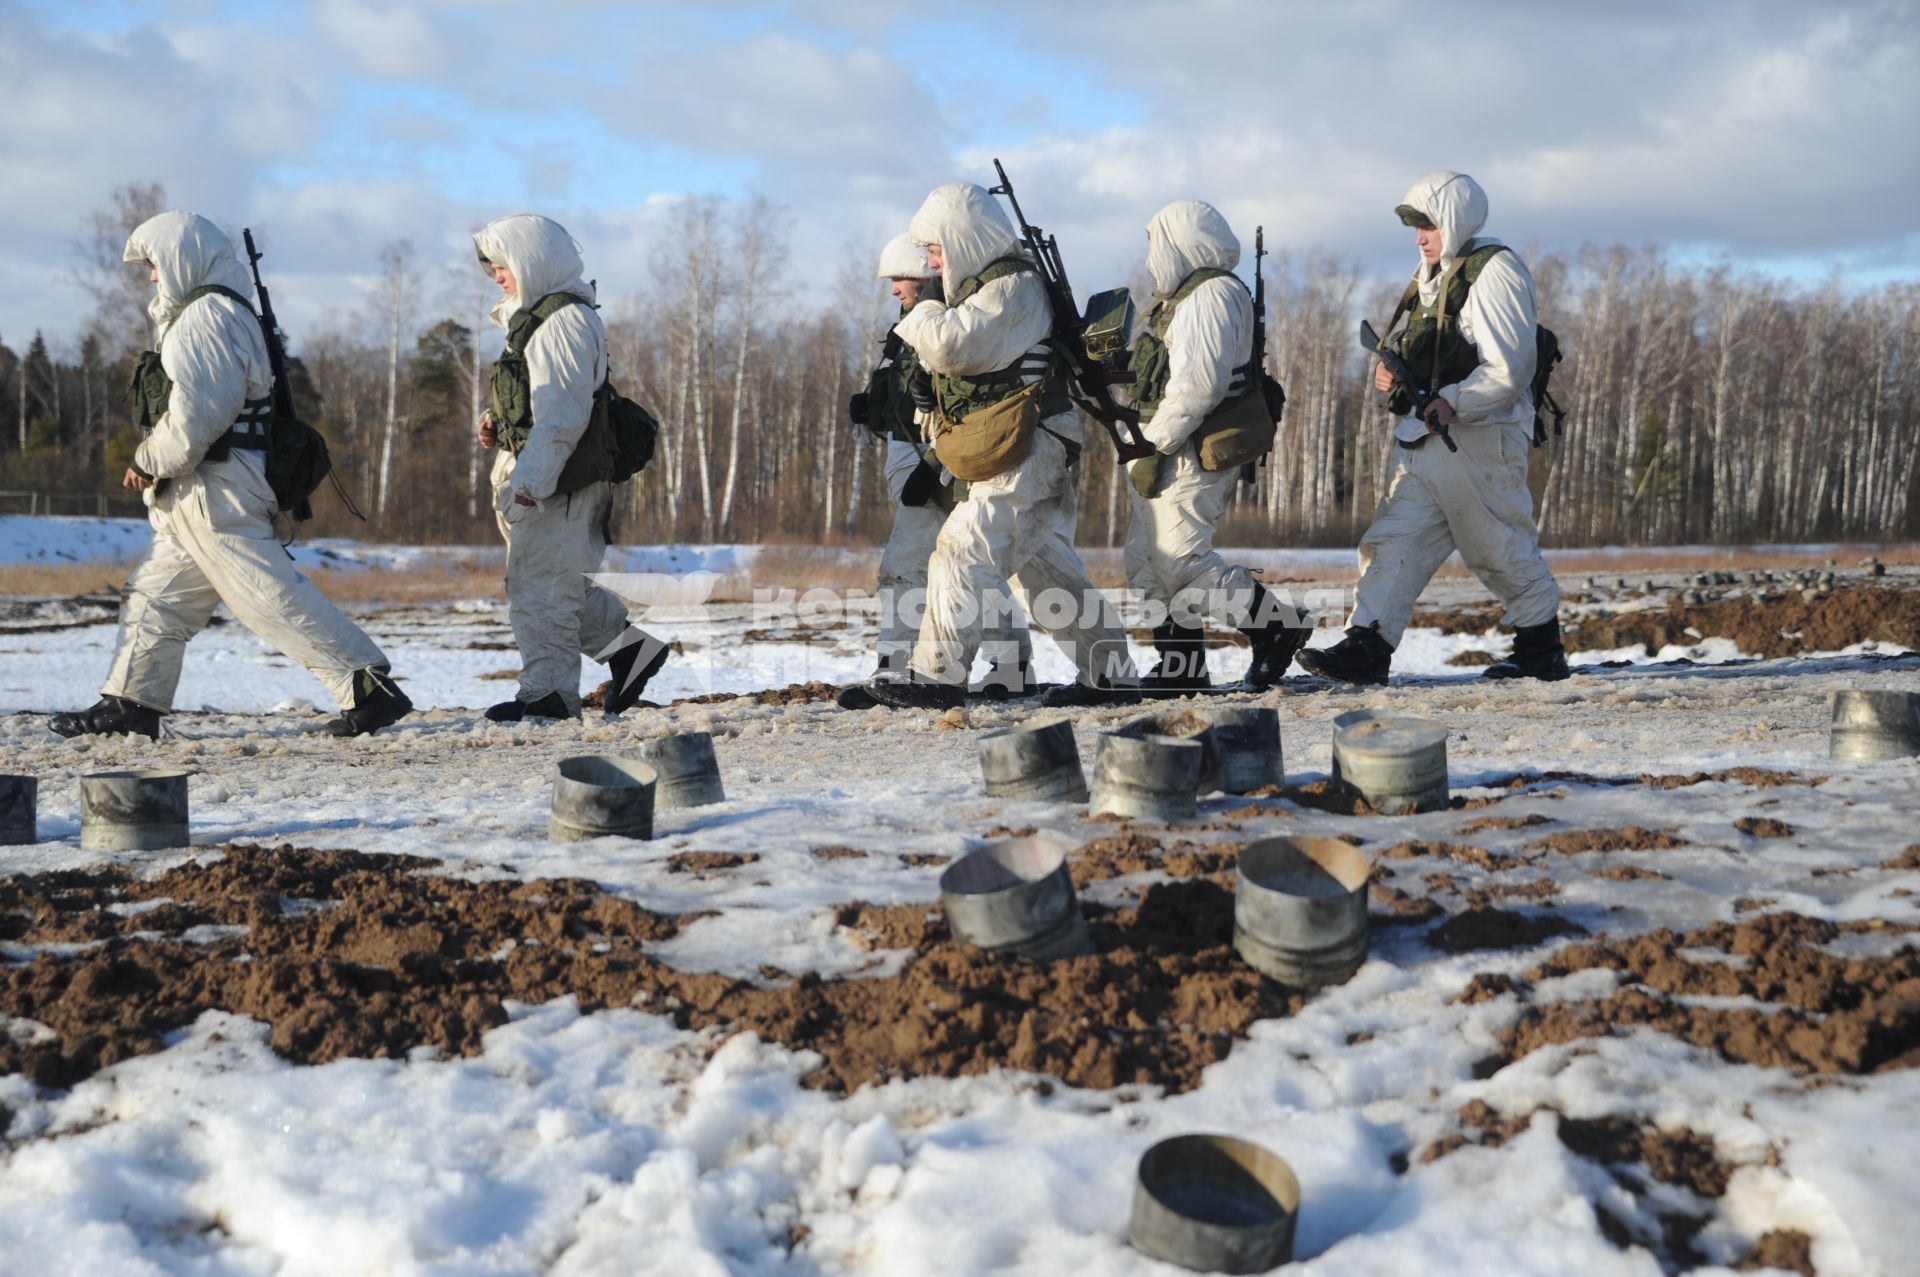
top-left (3, 0), bottom-right (1916, 349)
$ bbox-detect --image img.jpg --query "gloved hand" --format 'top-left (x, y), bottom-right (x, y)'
top-left (901, 459), bottom-right (942, 507)
top-left (1128, 453), bottom-right (1162, 498)
top-left (1421, 395), bottom-right (1456, 433)
top-left (908, 367), bottom-right (936, 414)
top-left (847, 391), bottom-right (870, 426)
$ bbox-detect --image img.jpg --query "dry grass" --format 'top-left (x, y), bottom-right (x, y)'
top-left (709, 545), bottom-right (882, 601)
top-left (0, 561), bottom-right (138, 597)
top-left (305, 565), bottom-right (503, 604)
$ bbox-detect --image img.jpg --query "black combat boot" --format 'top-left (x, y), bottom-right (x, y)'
top-left (1241, 585), bottom-right (1311, 689)
top-left (865, 675), bottom-right (966, 711)
top-left (603, 629), bottom-right (671, 715)
top-left (485, 691), bottom-right (578, 722)
top-left (324, 667), bottom-right (413, 737)
top-left (1143, 621), bottom-right (1212, 694)
top-left (974, 654), bottom-right (1040, 702)
top-left (49, 695), bottom-right (161, 740)
top-left (1482, 619), bottom-right (1572, 682)
top-left (1042, 677), bottom-right (1144, 708)
top-left (1295, 625), bottom-right (1393, 687)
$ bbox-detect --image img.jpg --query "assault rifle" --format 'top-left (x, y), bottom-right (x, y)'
top-left (988, 159), bottom-right (1154, 462)
top-left (243, 230), bottom-right (359, 520)
top-left (1236, 223), bottom-right (1267, 483)
top-left (1359, 318), bottom-right (1459, 454)
top-left (241, 230), bottom-right (296, 434)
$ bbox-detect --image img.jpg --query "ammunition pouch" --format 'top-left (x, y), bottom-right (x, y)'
top-left (1192, 381), bottom-right (1280, 472)
top-left (930, 380), bottom-right (1042, 482)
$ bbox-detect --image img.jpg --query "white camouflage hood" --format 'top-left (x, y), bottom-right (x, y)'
top-left (876, 231), bottom-right (936, 280)
top-left (474, 213), bottom-right (594, 328)
top-left (909, 183), bottom-right (1023, 287)
top-left (1397, 170), bottom-right (1489, 269)
top-left (123, 211), bottom-right (256, 335)
top-left (1145, 200), bottom-right (1241, 298)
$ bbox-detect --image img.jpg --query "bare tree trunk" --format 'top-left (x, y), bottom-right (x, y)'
top-left (374, 240), bottom-right (414, 524)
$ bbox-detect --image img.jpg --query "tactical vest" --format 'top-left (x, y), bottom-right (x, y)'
top-left (1383, 242), bottom-right (1508, 417)
top-left (1126, 267), bottom-right (1244, 419)
top-left (860, 328), bottom-right (923, 445)
top-left (490, 291), bottom-right (595, 454)
top-left (127, 283), bottom-right (272, 448)
top-left (931, 257), bottom-right (1072, 422)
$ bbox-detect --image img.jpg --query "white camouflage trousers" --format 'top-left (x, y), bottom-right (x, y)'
top-left (493, 456), bottom-right (645, 713)
top-left (104, 456), bottom-right (387, 711)
top-left (1347, 420), bottom-right (1560, 646)
top-left (876, 438), bottom-right (1031, 678)
top-left (1123, 448), bottom-right (1264, 631)
top-left (910, 413), bottom-right (1135, 689)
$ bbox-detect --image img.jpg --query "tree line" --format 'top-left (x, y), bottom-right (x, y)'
top-left (3, 183), bottom-right (1915, 548)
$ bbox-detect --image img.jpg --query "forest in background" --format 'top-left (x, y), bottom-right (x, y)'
top-left (1, 182), bottom-right (1915, 549)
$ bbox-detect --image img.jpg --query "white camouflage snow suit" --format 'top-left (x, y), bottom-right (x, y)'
top-left (476, 214), bottom-right (659, 714)
top-left (870, 233), bottom-right (1032, 682)
top-left (102, 211), bottom-right (389, 712)
top-left (1346, 171), bottom-right (1559, 646)
top-left (895, 184), bottom-right (1135, 690)
top-left (1122, 200), bottom-right (1265, 651)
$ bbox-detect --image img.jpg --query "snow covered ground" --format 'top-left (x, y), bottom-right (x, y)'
top-left (2, 524), bottom-right (1917, 1275)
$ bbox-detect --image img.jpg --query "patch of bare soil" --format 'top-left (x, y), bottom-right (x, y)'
top-left (1422, 1101), bottom-right (1749, 1274)
top-left (1734, 817), bottom-right (1795, 839)
top-left (1378, 840), bottom-right (1528, 872)
top-left (666, 851), bottom-right (759, 876)
top-left (1453, 813), bottom-right (1552, 836)
top-left (1566, 585), bottom-right (1920, 658)
top-left (1636, 768), bottom-right (1819, 790)
top-left (1485, 911), bottom-right (1920, 1077)
top-left (1734, 1230), bottom-right (1816, 1275)
top-left (810, 846), bottom-right (869, 861)
top-left (1449, 972), bottom-right (1522, 1005)
top-left (1425, 907), bottom-right (1586, 954)
top-left (1278, 780), bottom-right (1373, 816)
top-left (1069, 834), bottom-right (1237, 887)
top-left (668, 681), bottom-right (843, 708)
top-left (0, 849), bottom-right (1298, 1096)
top-left (897, 853), bottom-right (950, 868)
top-left (1881, 845), bottom-right (1920, 871)
top-left (1369, 884), bottom-right (1445, 925)
top-left (1446, 649), bottom-right (1498, 667)
top-left (1596, 865), bottom-right (1673, 881)
top-left (1530, 827), bottom-right (1691, 854)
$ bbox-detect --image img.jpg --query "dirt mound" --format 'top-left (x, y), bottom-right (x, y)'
top-left (1882, 845), bottom-right (1920, 871)
top-left (1446, 649), bottom-right (1497, 667)
top-left (1733, 816), bottom-right (1795, 839)
top-left (669, 681), bottom-right (842, 708)
top-left (1484, 911), bottom-right (1920, 1077)
top-left (1529, 827), bottom-right (1690, 854)
top-left (1565, 584), bottom-right (1920, 658)
top-left (1069, 834), bottom-right (1237, 886)
top-left (1425, 907), bottom-right (1585, 953)
top-left (1734, 1231), bottom-right (1815, 1275)
top-left (0, 848), bottom-right (1299, 1097)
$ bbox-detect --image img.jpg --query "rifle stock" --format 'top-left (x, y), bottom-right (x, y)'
top-left (988, 159), bottom-right (1154, 462)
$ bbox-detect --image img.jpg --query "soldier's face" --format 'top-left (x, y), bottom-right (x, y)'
top-left (889, 278), bottom-right (922, 306)
top-left (489, 262), bottom-right (517, 296)
top-left (1416, 226), bottom-right (1443, 264)
top-left (148, 263), bottom-right (159, 285)
top-left (924, 243), bottom-right (944, 272)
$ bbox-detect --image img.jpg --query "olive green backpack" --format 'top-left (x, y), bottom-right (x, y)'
top-left (491, 293), bottom-right (659, 494)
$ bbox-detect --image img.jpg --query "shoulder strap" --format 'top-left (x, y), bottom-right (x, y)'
top-left (165, 283), bottom-right (255, 332)
top-left (506, 292), bottom-right (594, 355)
top-left (1458, 242), bottom-right (1509, 287)
top-left (1168, 266), bottom-right (1244, 306)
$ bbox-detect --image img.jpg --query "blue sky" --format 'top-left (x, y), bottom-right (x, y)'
top-left (4, 0), bottom-right (1916, 347)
